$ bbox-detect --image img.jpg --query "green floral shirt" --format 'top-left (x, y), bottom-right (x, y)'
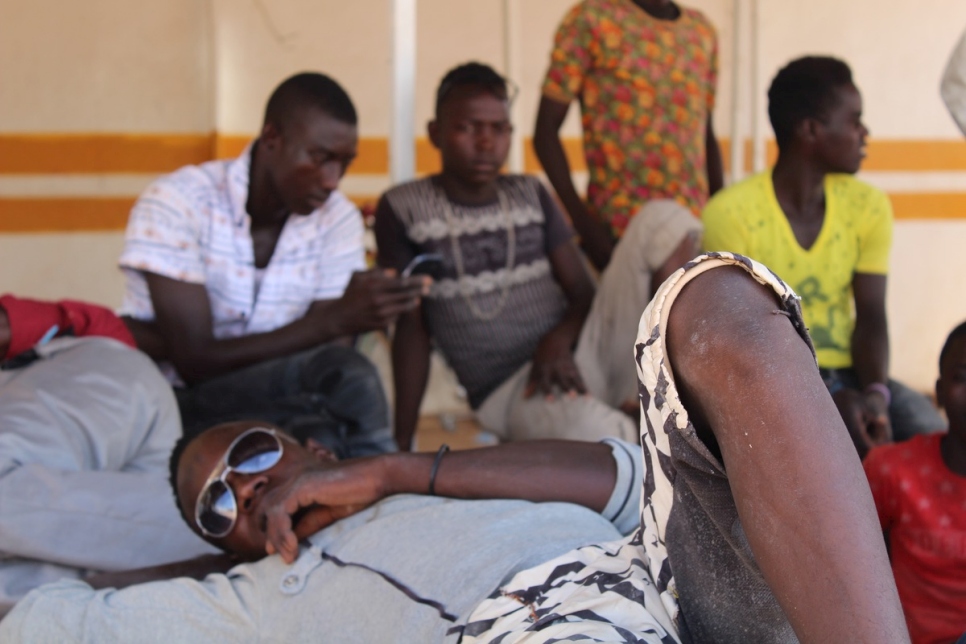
top-left (543, 0), bottom-right (717, 237)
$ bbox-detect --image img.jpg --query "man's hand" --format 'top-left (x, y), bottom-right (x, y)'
top-left (319, 269), bottom-right (430, 336)
top-left (525, 327), bottom-right (586, 398)
top-left (262, 457), bottom-right (390, 563)
top-left (833, 388), bottom-right (892, 458)
top-left (862, 388), bottom-right (892, 446)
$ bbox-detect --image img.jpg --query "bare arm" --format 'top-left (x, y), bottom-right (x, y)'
top-left (145, 270), bottom-right (426, 384)
top-left (705, 116), bottom-right (724, 196)
top-left (390, 306), bottom-right (432, 451)
top-left (527, 240), bottom-right (596, 396)
top-left (533, 95), bottom-right (615, 270)
top-left (845, 272), bottom-right (892, 452)
top-left (667, 266), bottom-right (908, 643)
top-left (851, 273), bottom-right (890, 388)
top-left (263, 440), bottom-right (618, 563)
top-left (85, 554), bottom-right (236, 590)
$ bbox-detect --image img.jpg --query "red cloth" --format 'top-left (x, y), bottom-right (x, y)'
top-left (865, 434), bottom-right (966, 644)
top-left (0, 294), bottom-right (136, 359)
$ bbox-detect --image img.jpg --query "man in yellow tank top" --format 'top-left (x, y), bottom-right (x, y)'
top-left (702, 56), bottom-right (944, 456)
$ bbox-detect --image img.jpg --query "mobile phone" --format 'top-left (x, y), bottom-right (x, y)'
top-left (402, 253), bottom-right (444, 279)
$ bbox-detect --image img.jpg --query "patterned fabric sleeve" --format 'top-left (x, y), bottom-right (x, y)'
top-left (312, 193), bottom-right (367, 301)
top-left (118, 174), bottom-right (206, 285)
top-left (862, 445), bottom-right (899, 531)
top-left (854, 188), bottom-right (893, 275)
top-left (541, 1), bottom-right (594, 104)
top-left (702, 14), bottom-right (719, 112)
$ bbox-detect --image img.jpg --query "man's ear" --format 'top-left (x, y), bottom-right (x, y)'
top-left (427, 119), bottom-right (441, 150)
top-left (936, 378), bottom-right (945, 410)
top-left (796, 118), bottom-right (820, 146)
top-left (305, 438), bottom-right (338, 463)
top-left (260, 121), bottom-right (282, 151)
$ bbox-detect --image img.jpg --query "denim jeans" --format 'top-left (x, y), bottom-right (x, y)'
top-left (819, 367), bottom-right (946, 442)
top-left (175, 344), bottom-right (396, 458)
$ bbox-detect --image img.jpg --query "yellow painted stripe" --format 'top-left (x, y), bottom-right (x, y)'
top-left (889, 193), bottom-right (966, 219)
top-left (0, 191), bottom-right (962, 233)
top-left (4, 134), bottom-right (963, 175)
top-left (0, 134), bottom-right (214, 174)
top-left (214, 135), bottom-right (391, 175)
top-left (0, 133), bottom-right (391, 176)
top-left (0, 195), bottom-right (382, 232)
top-left (0, 197), bottom-right (135, 232)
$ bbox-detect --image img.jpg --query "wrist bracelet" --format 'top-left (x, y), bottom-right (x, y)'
top-left (864, 382), bottom-right (891, 407)
top-left (428, 444), bottom-right (450, 496)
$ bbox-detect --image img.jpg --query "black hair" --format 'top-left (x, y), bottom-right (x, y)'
top-left (263, 72), bottom-right (357, 130)
top-left (939, 321), bottom-right (966, 374)
top-left (767, 56), bottom-right (854, 150)
top-left (168, 431), bottom-right (196, 529)
top-left (435, 62), bottom-right (508, 118)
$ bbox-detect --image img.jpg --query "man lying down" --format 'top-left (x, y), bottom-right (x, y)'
top-left (0, 254), bottom-right (909, 643)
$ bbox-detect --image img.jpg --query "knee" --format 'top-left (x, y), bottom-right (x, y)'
top-left (304, 346), bottom-right (386, 400)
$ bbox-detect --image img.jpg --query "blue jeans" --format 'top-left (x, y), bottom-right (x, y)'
top-left (819, 367), bottom-right (946, 442)
top-left (175, 344), bottom-right (395, 459)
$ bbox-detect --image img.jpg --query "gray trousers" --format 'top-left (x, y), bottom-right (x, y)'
top-left (175, 344), bottom-right (396, 459)
top-left (0, 338), bottom-right (216, 607)
top-left (477, 200), bottom-right (702, 443)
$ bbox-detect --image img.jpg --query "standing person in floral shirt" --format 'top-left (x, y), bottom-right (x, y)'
top-left (534, 0), bottom-right (722, 270)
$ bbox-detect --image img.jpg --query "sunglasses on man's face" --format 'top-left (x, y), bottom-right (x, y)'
top-left (194, 427), bottom-right (287, 538)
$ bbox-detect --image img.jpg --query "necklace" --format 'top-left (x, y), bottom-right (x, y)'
top-left (439, 186), bottom-right (516, 321)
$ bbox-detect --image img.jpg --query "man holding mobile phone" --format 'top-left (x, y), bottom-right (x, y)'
top-left (119, 73), bottom-right (427, 458)
top-left (375, 63), bottom-right (700, 449)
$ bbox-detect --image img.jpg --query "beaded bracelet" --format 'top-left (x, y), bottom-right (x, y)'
top-left (864, 382), bottom-right (892, 407)
top-left (428, 444), bottom-right (450, 496)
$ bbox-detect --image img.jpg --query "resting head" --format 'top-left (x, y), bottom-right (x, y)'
top-left (937, 321), bottom-right (966, 438)
top-left (768, 56), bottom-right (868, 174)
top-left (429, 62), bottom-right (513, 194)
top-left (257, 72), bottom-right (358, 215)
top-left (171, 420), bottom-right (337, 560)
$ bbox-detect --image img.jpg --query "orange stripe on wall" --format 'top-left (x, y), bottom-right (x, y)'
top-left (214, 135), bottom-right (390, 175)
top-left (0, 195), bottom-right (381, 232)
top-left (0, 133), bottom-right (392, 176)
top-left (3, 134), bottom-right (964, 175)
top-left (889, 193), bottom-right (966, 219)
top-left (0, 198), bottom-right (135, 232)
top-left (0, 134), bottom-right (214, 174)
top-left (0, 191), bottom-right (962, 233)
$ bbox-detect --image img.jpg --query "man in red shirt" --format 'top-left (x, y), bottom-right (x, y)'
top-left (865, 321), bottom-right (966, 644)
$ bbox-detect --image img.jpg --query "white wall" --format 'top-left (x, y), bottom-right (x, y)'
top-left (1, 0), bottom-right (965, 391)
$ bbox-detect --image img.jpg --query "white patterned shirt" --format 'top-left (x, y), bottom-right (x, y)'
top-left (119, 143), bottom-right (366, 341)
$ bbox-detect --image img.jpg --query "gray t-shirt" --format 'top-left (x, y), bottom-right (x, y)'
top-left (375, 175), bottom-right (574, 408)
top-left (0, 440), bottom-right (642, 643)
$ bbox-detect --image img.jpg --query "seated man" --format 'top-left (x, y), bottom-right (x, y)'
top-left (864, 321), bottom-right (966, 644)
top-left (375, 62), bottom-right (701, 448)
top-left (702, 56), bottom-right (944, 456)
top-left (1, 255), bottom-right (909, 643)
top-left (120, 72), bottom-right (428, 457)
top-left (0, 303), bottom-right (215, 608)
